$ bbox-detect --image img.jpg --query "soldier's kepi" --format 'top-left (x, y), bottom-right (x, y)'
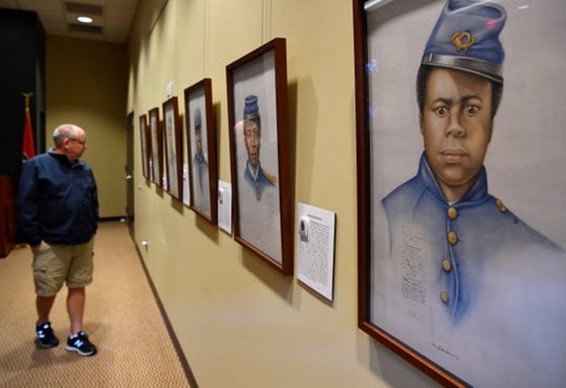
top-left (421, 0), bottom-right (506, 83)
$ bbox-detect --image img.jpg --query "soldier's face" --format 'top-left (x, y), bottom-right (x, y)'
top-left (195, 130), bottom-right (202, 155)
top-left (244, 120), bottom-right (261, 169)
top-left (420, 68), bottom-right (493, 200)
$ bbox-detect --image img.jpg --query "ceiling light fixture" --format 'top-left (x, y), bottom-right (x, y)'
top-left (77, 16), bottom-right (93, 23)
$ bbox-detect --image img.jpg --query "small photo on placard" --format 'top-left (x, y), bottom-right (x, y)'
top-left (299, 217), bottom-right (309, 242)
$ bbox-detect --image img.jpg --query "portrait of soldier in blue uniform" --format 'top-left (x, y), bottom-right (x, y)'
top-left (370, 1), bottom-right (566, 386)
top-left (242, 95), bottom-right (277, 201)
top-left (191, 107), bottom-right (210, 213)
top-left (192, 108), bottom-right (208, 194)
top-left (236, 94), bottom-right (282, 264)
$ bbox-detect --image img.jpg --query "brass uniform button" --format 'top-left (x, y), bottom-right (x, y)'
top-left (440, 291), bottom-right (449, 304)
top-left (442, 259), bottom-right (452, 272)
top-left (447, 207), bottom-right (458, 219)
top-left (448, 231), bottom-right (458, 245)
top-left (496, 198), bottom-right (507, 213)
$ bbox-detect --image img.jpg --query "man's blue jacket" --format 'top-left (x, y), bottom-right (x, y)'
top-left (17, 151), bottom-right (99, 246)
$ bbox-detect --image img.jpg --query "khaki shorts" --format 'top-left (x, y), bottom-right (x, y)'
top-left (32, 238), bottom-right (95, 296)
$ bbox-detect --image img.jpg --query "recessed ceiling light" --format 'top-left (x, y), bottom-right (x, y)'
top-left (77, 16), bottom-right (93, 23)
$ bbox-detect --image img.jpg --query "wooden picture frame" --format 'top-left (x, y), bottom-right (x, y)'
top-left (163, 96), bottom-right (183, 200)
top-left (139, 114), bottom-right (151, 179)
top-left (149, 107), bottom-right (163, 188)
top-left (226, 38), bottom-right (293, 275)
top-left (184, 78), bottom-right (218, 224)
top-left (353, 1), bottom-right (469, 385)
top-left (354, 0), bottom-right (566, 387)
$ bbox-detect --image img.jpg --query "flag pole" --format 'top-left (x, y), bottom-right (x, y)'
top-left (21, 92), bottom-right (36, 161)
top-left (22, 92), bottom-right (33, 108)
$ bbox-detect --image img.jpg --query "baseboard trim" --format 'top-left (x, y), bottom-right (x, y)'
top-left (133, 242), bottom-right (199, 387)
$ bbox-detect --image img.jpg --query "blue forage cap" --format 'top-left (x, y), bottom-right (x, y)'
top-left (194, 107), bottom-right (202, 130)
top-left (243, 95), bottom-right (260, 120)
top-left (421, 0), bottom-right (507, 83)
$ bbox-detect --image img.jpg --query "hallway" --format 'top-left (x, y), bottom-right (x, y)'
top-left (0, 221), bottom-right (191, 387)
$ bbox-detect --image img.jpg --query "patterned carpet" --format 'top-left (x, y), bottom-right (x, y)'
top-left (0, 221), bottom-right (193, 387)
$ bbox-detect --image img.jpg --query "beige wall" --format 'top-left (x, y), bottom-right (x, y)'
top-left (46, 35), bottom-right (128, 218)
top-left (128, 0), bottom-right (437, 387)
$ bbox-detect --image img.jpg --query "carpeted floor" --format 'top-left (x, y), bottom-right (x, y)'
top-left (0, 221), bottom-right (191, 387)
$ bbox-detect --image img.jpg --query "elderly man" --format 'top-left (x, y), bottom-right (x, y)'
top-left (17, 123), bottom-right (99, 357)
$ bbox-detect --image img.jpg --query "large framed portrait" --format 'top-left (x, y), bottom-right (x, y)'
top-left (354, 0), bottom-right (566, 386)
top-left (163, 96), bottom-right (183, 200)
top-left (149, 107), bottom-right (163, 188)
top-left (139, 113), bottom-right (151, 180)
top-left (184, 78), bottom-right (218, 224)
top-left (226, 38), bottom-right (293, 275)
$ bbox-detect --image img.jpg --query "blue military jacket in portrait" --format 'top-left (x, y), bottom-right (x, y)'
top-left (244, 161), bottom-right (275, 201)
top-left (373, 153), bottom-right (566, 387)
top-left (193, 153), bottom-right (208, 194)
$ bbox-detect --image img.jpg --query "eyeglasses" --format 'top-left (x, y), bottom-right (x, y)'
top-left (68, 138), bottom-right (87, 145)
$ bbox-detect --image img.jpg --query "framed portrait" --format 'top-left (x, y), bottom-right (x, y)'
top-left (149, 107), bottom-right (163, 188)
top-left (163, 96), bottom-right (183, 200)
top-left (354, 0), bottom-right (566, 386)
top-left (184, 78), bottom-right (218, 224)
top-left (226, 38), bottom-right (293, 276)
top-left (139, 114), bottom-right (151, 180)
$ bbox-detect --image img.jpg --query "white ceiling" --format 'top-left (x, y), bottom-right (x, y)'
top-left (0, 0), bottom-right (139, 43)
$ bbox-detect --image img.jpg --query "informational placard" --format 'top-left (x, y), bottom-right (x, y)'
top-left (297, 203), bottom-right (336, 301)
top-left (218, 180), bottom-right (232, 234)
top-left (182, 163), bottom-right (190, 206)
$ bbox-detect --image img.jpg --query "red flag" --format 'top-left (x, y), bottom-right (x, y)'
top-left (22, 104), bottom-right (35, 160)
